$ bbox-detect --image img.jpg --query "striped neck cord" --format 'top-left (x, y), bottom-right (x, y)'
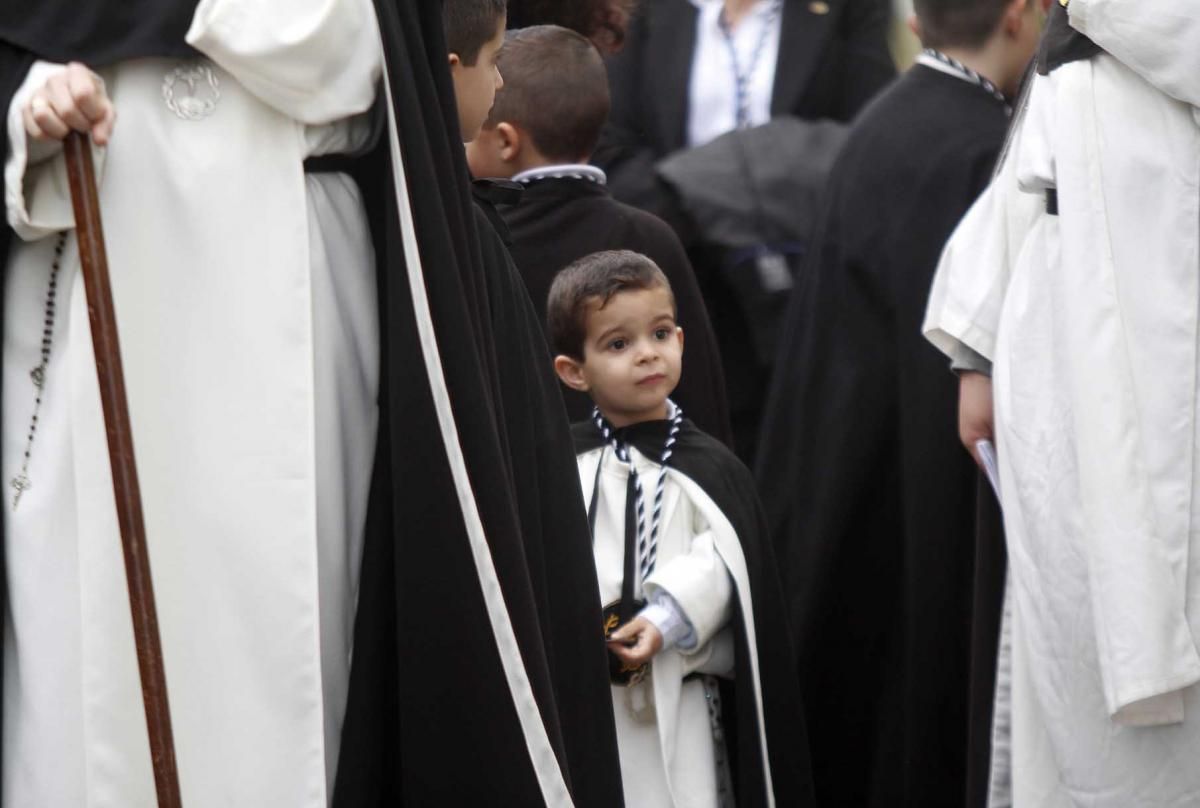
top-left (592, 403), bottom-right (683, 582)
top-left (922, 48), bottom-right (1011, 114)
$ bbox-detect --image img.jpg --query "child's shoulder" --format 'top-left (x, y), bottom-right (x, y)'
top-left (669, 421), bottom-right (757, 497)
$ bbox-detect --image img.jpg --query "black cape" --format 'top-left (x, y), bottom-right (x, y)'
top-left (755, 65), bottom-right (1010, 807)
top-left (572, 417), bottom-right (815, 807)
top-left (1, 2), bottom-right (623, 805)
top-left (500, 176), bottom-right (732, 445)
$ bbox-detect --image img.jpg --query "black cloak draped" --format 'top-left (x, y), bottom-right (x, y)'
top-left (572, 417), bottom-right (816, 807)
top-left (755, 65), bottom-right (1010, 807)
top-left (1, 2), bottom-right (623, 805)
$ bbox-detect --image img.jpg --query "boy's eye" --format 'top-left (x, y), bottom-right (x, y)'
top-left (608, 338), bottom-right (627, 351)
top-left (654, 328), bottom-right (671, 340)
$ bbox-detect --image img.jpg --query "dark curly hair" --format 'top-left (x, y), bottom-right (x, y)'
top-left (547, 251), bottom-right (675, 360)
top-left (505, 0), bottom-right (634, 53)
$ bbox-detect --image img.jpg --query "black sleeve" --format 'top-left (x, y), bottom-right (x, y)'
top-left (836, 0), bottom-right (896, 119)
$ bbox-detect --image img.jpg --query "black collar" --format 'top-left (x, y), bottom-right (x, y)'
top-left (1037, 2), bottom-right (1102, 76)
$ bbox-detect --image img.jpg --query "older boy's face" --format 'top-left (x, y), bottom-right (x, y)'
top-left (577, 287), bottom-right (683, 428)
top-left (450, 18), bottom-right (506, 143)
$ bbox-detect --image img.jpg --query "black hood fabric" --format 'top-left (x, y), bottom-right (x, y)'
top-left (0, 0), bottom-right (198, 67)
top-left (1037, 1), bottom-right (1102, 76)
top-left (0, 1), bottom-right (625, 804)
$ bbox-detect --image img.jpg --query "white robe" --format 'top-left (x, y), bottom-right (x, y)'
top-left (1, 1), bottom-right (381, 805)
top-left (578, 444), bottom-right (776, 808)
top-left (924, 2), bottom-right (1200, 803)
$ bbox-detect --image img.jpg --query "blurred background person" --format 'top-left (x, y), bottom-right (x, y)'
top-left (755, 0), bottom-right (1040, 804)
top-left (592, 0), bottom-right (897, 462)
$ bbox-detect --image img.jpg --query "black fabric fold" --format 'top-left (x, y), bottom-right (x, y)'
top-left (333, 3), bottom-right (624, 803)
top-left (0, 0), bottom-right (198, 68)
top-left (1037, 1), bottom-right (1102, 76)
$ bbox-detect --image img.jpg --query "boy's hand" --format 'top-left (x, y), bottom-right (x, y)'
top-left (608, 617), bottom-right (663, 668)
top-left (959, 371), bottom-right (994, 467)
top-left (23, 63), bottom-right (116, 146)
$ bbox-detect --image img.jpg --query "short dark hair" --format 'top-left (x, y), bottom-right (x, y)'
top-left (484, 26), bottom-right (610, 163)
top-left (547, 250), bottom-right (675, 359)
top-left (444, 0), bottom-right (507, 66)
top-left (914, 0), bottom-right (1014, 50)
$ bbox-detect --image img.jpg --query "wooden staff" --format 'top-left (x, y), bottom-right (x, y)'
top-left (63, 132), bottom-right (183, 808)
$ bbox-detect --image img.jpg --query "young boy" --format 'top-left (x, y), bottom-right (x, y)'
top-left (466, 25), bottom-right (730, 445)
top-left (444, 0), bottom-right (506, 142)
top-left (548, 250), bottom-right (813, 808)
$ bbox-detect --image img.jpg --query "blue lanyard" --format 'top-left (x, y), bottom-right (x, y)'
top-left (716, 0), bottom-right (783, 129)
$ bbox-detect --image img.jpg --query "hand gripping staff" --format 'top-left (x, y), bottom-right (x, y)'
top-left (63, 132), bottom-right (184, 808)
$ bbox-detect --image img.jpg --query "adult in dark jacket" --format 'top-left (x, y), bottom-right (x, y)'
top-left (593, 0), bottom-right (896, 461)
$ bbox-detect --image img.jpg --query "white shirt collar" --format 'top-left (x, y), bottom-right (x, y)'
top-left (510, 164), bottom-right (608, 185)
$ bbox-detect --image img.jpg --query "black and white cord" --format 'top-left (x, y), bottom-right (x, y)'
top-left (592, 403), bottom-right (684, 583)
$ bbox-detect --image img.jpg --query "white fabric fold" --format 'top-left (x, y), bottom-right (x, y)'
top-left (924, 38), bottom-right (1200, 806)
top-left (188, 0), bottom-right (381, 124)
top-left (1069, 0), bottom-right (1200, 108)
top-left (2, 3), bottom-right (382, 804)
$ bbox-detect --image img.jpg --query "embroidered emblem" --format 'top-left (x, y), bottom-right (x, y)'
top-left (809, 1), bottom-right (830, 13)
top-left (162, 63), bottom-right (220, 121)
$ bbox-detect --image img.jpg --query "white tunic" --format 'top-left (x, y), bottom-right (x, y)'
top-left (1, 1), bottom-right (381, 805)
top-left (923, 1), bottom-right (1200, 803)
top-left (579, 440), bottom-right (780, 808)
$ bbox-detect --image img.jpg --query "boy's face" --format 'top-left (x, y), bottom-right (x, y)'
top-left (449, 17), bottom-right (506, 143)
top-left (561, 286), bottom-right (684, 428)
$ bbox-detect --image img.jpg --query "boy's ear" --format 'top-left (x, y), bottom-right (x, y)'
top-left (553, 355), bottom-right (590, 392)
top-left (1003, 0), bottom-right (1029, 35)
top-left (675, 326), bottom-right (685, 356)
top-left (496, 122), bottom-right (522, 164)
top-left (448, 52), bottom-right (462, 73)
top-left (907, 12), bottom-right (920, 41)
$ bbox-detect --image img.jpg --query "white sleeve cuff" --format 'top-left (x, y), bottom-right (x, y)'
top-left (1113, 689), bottom-right (1187, 727)
top-left (6, 61), bottom-right (79, 240)
top-left (639, 590), bottom-right (697, 651)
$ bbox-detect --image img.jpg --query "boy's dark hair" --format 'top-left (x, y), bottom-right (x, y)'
top-left (547, 250), bottom-right (675, 360)
top-left (484, 25), bottom-right (610, 163)
top-left (914, 0), bottom-right (1016, 50)
top-left (444, 0), bottom-right (507, 65)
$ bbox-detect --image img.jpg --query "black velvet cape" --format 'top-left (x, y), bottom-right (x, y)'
top-left (572, 417), bottom-right (815, 808)
top-left (755, 65), bottom-right (1010, 807)
top-left (0, 2), bottom-right (623, 805)
top-left (500, 176), bottom-right (733, 445)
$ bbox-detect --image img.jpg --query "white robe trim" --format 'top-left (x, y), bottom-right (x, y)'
top-left (663, 467), bottom-right (775, 806)
top-left (378, 62), bottom-right (573, 808)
